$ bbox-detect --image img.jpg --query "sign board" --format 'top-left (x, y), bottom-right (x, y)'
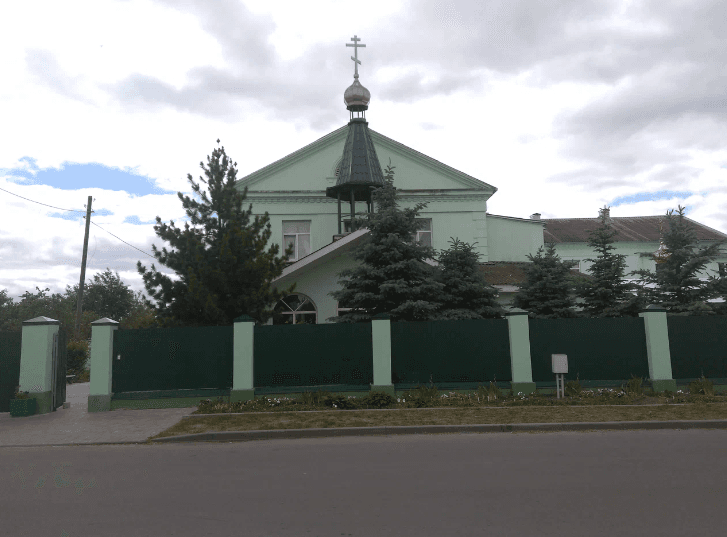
top-left (552, 354), bottom-right (568, 374)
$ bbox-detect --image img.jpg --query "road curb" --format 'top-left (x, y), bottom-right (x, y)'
top-left (148, 419), bottom-right (727, 443)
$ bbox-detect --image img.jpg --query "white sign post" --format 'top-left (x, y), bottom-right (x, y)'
top-left (552, 354), bottom-right (568, 399)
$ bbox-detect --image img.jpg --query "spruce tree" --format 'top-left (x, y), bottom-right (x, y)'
top-left (627, 205), bottom-right (727, 316)
top-left (511, 243), bottom-right (582, 318)
top-left (431, 237), bottom-right (507, 320)
top-left (327, 161), bottom-right (446, 323)
top-left (137, 140), bottom-right (297, 327)
top-left (573, 206), bottom-right (648, 317)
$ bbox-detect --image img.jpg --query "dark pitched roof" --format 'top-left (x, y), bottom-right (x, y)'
top-left (476, 262), bottom-right (594, 286)
top-left (542, 216), bottom-right (727, 243)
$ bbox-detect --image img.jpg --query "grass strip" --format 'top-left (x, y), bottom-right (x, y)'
top-left (146, 401), bottom-right (727, 440)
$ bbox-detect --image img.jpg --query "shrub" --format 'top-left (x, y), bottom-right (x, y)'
top-left (623, 374), bottom-right (644, 396)
top-left (323, 394), bottom-right (358, 410)
top-left (66, 338), bottom-right (89, 375)
top-left (564, 373), bottom-right (583, 397)
top-left (476, 380), bottom-right (503, 402)
top-left (13, 386), bottom-right (30, 400)
top-left (359, 391), bottom-right (396, 409)
top-left (688, 375), bottom-right (714, 396)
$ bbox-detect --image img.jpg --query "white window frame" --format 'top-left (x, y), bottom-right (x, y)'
top-left (414, 218), bottom-right (432, 246)
top-left (283, 221), bottom-right (311, 262)
top-left (273, 294), bottom-right (318, 324)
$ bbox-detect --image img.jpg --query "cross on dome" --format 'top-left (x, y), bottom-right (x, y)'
top-left (346, 35), bottom-right (366, 79)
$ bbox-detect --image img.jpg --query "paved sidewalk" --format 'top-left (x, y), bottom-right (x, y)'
top-left (0, 382), bottom-right (193, 448)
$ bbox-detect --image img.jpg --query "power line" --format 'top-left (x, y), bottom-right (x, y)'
top-left (0, 184), bottom-right (159, 261)
top-left (89, 221), bottom-right (157, 260)
top-left (0, 185), bottom-right (89, 214)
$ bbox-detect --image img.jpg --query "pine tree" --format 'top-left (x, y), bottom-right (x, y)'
top-left (511, 243), bottom-right (582, 318)
top-left (573, 206), bottom-right (648, 317)
top-left (327, 160), bottom-right (446, 323)
top-left (431, 237), bottom-right (507, 320)
top-left (137, 140), bottom-right (297, 327)
top-left (627, 205), bottom-right (727, 316)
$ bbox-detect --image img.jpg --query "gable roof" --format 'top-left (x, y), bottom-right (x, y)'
top-left (542, 216), bottom-right (727, 243)
top-left (237, 125), bottom-right (496, 192)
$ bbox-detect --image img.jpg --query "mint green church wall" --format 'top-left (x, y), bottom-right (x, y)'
top-left (553, 241), bottom-right (727, 281)
top-left (486, 215), bottom-right (545, 262)
top-left (269, 252), bottom-right (362, 324)
top-left (239, 195), bottom-right (492, 263)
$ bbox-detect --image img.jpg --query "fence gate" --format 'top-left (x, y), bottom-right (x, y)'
top-left (51, 329), bottom-right (68, 410)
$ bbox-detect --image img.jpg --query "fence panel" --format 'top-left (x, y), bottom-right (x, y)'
top-left (529, 317), bottom-right (649, 383)
top-left (0, 331), bottom-right (22, 412)
top-left (254, 322), bottom-right (373, 388)
top-left (667, 314), bottom-right (727, 380)
top-left (390, 318), bottom-right (511, 385)
top-left (112, 325), bottom-right (234, 393)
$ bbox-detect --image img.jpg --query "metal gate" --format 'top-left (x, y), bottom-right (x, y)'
top-left (51, 329), bottom-right (68, 411)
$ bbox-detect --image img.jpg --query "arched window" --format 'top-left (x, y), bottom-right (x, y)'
top-left (272, 294), bottom-right (318, 325)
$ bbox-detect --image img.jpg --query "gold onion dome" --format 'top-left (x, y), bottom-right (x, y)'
top-left (344, 77), bottom-right (370, 111)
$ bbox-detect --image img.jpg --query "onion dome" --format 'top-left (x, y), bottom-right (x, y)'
top-left (344, 77), bottom-right (370, 111)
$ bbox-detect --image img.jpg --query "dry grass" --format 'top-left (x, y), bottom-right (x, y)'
top-left (146, 400), bottom-right (727, 441)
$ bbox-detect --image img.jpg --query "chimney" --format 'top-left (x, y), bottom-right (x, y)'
top-left (530, 213), bottom-right (541, 220)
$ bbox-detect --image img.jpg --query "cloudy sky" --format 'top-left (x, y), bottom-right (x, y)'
top-left (2, 0), bottom-right (726, 306)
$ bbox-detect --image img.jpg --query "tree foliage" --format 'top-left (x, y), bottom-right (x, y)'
top-left (431, 237), bottom-right (507, 320)
top-left (63, 268), bottom-right (138, 325)
top-left (327, 160), bottom-right (446, 323)
top-left (627, 205), bottom-right (727, 316)
top-left (137, 140), bottom-right (296, 327)
top-left (511, 243), bottom-right (582, 319)
top-left (572, 206), bottom-right (648, 317)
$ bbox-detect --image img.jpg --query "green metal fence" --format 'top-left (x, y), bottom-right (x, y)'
top-left (253, 322), bottom-right (373, 389)
top-left (529, 317), bottom-right (650, 383)
top-left (390, 318), bottom-right (512, 387)
top-left (0, 331), bottom-right (22, 412)
top-left (667, 315), bottom-right (727, 379)
top-left (112, 325), bottom-right (234, 393)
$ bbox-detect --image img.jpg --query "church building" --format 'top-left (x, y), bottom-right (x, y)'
top-left (233, 36), bottom-right (727, 324)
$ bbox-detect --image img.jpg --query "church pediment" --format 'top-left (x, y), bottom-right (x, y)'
top-left (235, 126), bottom-right (497, 196)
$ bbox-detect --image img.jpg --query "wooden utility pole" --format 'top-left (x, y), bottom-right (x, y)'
top-left (74, 196), bottom-right (93, 339)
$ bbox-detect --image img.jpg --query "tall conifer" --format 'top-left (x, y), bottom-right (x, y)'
top-left (327, 161), bottom-right (445, 323)
top-left (627, 205), bottom-right (727, 316)
top-left (137, 140), bottom-right (297, 326)
top-left (573, 206), bottom-right (647, 317)
top-left (511, 243), bottom-right (581, 318)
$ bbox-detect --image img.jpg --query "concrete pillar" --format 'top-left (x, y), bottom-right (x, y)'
top-left (87, 318), bottom-right (118, 412)
top-left (638, 305), bottom-right (677, 393)
top-left (230, 314), bottom-right (256, 403)
top-left (18, 316), bottom-right (60, 415)
top-left (371, 313), bottom-right (395, 397)
top-left (505, 308), bottom-right (536, 396)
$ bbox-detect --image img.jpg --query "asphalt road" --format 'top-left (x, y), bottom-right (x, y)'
top-left (2, 429), bottom-right (726, 536)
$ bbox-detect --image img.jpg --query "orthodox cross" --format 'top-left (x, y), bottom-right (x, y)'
top-left (346, 35), bottom-right (366, 78)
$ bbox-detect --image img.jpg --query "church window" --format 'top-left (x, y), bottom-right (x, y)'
top-left (283, 221), bottom-right (311, 261)
top-left (414, 219), bottom-right (432, 247)
top-left (719, 262), bottom-right (726, 278)
top-left (272, 294), bottom-right (317, 325)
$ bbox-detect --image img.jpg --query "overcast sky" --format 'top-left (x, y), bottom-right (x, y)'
top-left (2, 0), bottom-right (726, 307)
